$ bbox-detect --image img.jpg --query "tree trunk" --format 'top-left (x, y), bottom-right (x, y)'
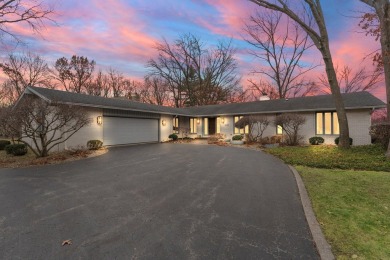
top-left (378, 2), bottom-right (390, 157)
top-left (321, 46), bottom-right (350, 148)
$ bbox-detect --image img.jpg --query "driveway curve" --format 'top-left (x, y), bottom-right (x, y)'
top-left (0, 143), bottom-right (318, 259)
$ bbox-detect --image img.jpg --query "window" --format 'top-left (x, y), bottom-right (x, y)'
top-left (276, 125), bottom-right (283, 135)
top-left (234, 116), bottom-right (249, 134)
top-left (173, 117), bottom-right (179, 133)
top-left (216, 117), bottom-right (221, 134)
top-left (204, 118), bottom-right (209, 135)
top-left (316, 112), bottom-right (339, 135)
top-left (190, 118), bottom-right (197, 134)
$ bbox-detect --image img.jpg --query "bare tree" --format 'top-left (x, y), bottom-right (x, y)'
top-left (235, 115), bottom-right (270, 142)
top-left (244, 10), bottom-right (318, 99)
top-left (53, 55), bottom-right (96, 93)
top-left (0, 52), bottom-right (52, 103)
top-left (105, 68), bottom-right (139, 99)
top-left (249, 0), bottom-right (350, 148)
top-left (0, 0), bottom-right (54, 45)
top-left (1, 96), bottom-right (91, 157)
top-left (274, 113), bottom-right (306, 145)
top-left (139, 76), bottom-right (171, 105)
top-left (147, 33), bottom-right (241, 107)
top-left (318, 65), bottom-right (383, 93)
top-left (358, 1), bottom-right (390, 156)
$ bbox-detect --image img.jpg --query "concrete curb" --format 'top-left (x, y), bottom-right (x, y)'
top-left (288, 165), bottom-right (335, 260)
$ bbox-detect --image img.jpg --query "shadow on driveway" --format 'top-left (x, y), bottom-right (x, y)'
top-left (0, 143), bottom-right (319, 259)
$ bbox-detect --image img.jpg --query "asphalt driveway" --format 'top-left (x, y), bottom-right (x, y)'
top-left (0, 143), bottom-right (319, 259)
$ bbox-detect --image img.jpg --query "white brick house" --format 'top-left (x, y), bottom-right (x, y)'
top-left (19, 86), bottom-right (385, 149)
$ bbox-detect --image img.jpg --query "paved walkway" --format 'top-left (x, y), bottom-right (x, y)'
top-left (0, 143), bottom-right (319, 259)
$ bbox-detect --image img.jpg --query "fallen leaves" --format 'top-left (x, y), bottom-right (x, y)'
top-left (62, 239), bottom-right (72, 246)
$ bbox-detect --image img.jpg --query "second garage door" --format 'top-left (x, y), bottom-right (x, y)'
top-left (103, 117), bottom-right (159, 146)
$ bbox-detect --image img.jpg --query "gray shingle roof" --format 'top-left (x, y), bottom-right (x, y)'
top-left (181, 91), bottom-right (385, 116)
top-left (26, 86), bottom-right (385, 117)
top-left (27, 86), bottom-right (185, 115)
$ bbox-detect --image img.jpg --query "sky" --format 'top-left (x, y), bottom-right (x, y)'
top-left (1, 0), bottom-right (384, 99)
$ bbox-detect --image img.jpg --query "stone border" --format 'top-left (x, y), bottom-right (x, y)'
top-left (288, 165), bottom-right (335, 260)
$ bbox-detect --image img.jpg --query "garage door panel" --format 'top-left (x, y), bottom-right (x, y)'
top-left (103, 117), bottom-right (158, 145)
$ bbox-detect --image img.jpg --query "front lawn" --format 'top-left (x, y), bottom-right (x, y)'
top-left (297, 166), bottom-right (390, 259)
top-left (266, 144), bottom-right (390, 171)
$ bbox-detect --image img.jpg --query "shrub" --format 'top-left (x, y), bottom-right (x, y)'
top-left (274, 113), bottom-right (306, 146)
top-left (168, 133), bottom-right (178, 141)
top-left (335, 137), bottom-right (353, 146)
top-left (4, 144), bottom-right (13, 154)
top-left (259, 136), bottom-right (270, 144)
top-left (232, 135), bottom-right (243, 141)
top-left (370, 122), bottom-right (390, 149)
top-left (309, 136), bottom-right (325, 145)
top-left (87, 140), bottom-right (103, 150)
top-left (5, 144), bottom-right (27, 156)
top-left (0, 140), bottom-right (11, 150)
top-left (270, 135), bottom-right (282, 144)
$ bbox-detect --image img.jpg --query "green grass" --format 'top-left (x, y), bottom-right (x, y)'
top-left (266, 144), bottom-right (390, 171)
top-left (297, 166), bottom-right (390, 259)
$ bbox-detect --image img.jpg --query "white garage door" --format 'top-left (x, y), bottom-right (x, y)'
top-left (103, 117), bottom-right (159, 145)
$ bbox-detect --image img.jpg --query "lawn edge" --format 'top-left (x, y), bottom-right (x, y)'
top-left (288, 165), bottom-right (335, 260)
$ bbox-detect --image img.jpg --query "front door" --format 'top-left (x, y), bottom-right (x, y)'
top-left (209, 118), bottom-right (216, 135)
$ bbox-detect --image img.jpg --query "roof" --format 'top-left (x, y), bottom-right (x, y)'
top-left (26, 86), bottom-right (185, 115)
top-left (181, 91), bottom-right (385, 116)
top-left (24, 86), bottom-right (385, 117)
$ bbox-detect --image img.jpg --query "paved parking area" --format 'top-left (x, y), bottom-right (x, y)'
top-left (0, 143), bottom-right (318, 259)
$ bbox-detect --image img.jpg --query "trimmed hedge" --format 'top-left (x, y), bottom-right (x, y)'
top-left (335, 137), bottom-right (353, 146)
top-left (5, 144), bottom-right (27, 156)
top-left (232, 135), bottom-right (243, 141)
top-left (168, 134), bottom-right (178, 141)
top-left (87, 140), bottom-right (103, 150)
top-left (309, 136), bottom-right (324, 145)
top-left (0, 140), bottom-right (11, 150)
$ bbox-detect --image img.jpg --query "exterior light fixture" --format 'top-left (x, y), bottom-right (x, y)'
top-left (162, 119), bottom-right (166, 126)
top-left (221, 117), bottom-right (225, 124)
top-left (97, 116), bottom-right (103, 125)
top-left (197, 118), bottom-right (200, 124)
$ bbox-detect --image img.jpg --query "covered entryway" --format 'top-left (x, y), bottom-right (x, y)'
top-left (103, 117), bottom-right (159, 145)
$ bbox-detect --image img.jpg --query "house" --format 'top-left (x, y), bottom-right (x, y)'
top-left (19, 86), bottom-right (385, 149)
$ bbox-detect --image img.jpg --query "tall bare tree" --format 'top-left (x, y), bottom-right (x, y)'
top-left (318, 65), bottom-right (383, 93)
top-left (249, 0), bottom-right (350, 148)
top-left (0, 52), bottom-right (52, 103)
top-left (0, 0), bottom-right (54, 45)
top-left (84, 70), bottom-right (111, 97)
top-left (53, 55), bottom-right (96, 93)
top-left (244, 10), bottom-right (318, 99)
top-left (357, 1), bottom-right (390, 156)
top-left (1, 96), bottom-right (90, 157)
top-left (147, 33), bottom-right (241, 107)
top-left (139, 76), bottom-right (171, 105)
top-left (106, 68), bottom-right (134, 98)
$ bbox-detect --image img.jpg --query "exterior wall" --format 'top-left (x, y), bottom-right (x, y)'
top-left (215, 110), bottom-right (372, 145)
top-left (160, 115), bottom-right (173, 142)
top-left (347, 110), bottom-right (371, 145)
top-left (63, 108), bottom-right (103, 149)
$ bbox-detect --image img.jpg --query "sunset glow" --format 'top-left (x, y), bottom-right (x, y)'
top-left (0, 0), bottom-right (383, 99)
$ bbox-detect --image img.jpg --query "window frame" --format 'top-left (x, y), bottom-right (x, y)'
top-left (189, 118), bottom-right (197, 134)
top-left (315, 111), bottom-right (339, 135)
top-left (173, 117), bottom-right (179, 133)
top-left (234, 116), bottom-right (249, 134)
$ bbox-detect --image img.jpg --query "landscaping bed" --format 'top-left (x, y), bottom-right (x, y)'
top-left (266, 144), bottom-right (390, 171)
top-left (0, 148), bottom-right (107, 168)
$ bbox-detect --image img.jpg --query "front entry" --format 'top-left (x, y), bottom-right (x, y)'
top-left (208, 118), bottom-right (216, 135)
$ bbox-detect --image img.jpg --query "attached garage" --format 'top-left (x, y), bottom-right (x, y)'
top-left (103, 117), bottom-right (159, 145)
